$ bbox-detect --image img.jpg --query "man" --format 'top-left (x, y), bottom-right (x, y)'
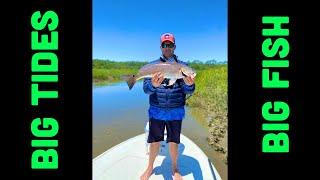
top-left (140, 33), bottom-right (195, 180)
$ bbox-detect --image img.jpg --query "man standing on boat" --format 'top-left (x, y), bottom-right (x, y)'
top-left (140, 33), bottom-right (195, 180)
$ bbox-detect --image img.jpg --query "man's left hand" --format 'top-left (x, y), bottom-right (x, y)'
top-left (183, 76), bottom-right (195, 86)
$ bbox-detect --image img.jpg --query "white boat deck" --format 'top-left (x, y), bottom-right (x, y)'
top-left (93, 133), bottom-right (222, 180)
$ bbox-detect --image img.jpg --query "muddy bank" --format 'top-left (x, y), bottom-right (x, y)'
top-left (188, 107), bottom-right (228, 164)
top-left (207, 112), bottom-right (228, 164)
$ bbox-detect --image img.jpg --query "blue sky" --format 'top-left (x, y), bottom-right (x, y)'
top-left (93, 0), bottom-right (227, 62)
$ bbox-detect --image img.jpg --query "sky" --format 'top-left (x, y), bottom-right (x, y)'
top-left (93, 0), bottom-right (227, 62)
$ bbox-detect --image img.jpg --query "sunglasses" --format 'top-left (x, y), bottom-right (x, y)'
top-left (161, 43), bottom-right (175, 48)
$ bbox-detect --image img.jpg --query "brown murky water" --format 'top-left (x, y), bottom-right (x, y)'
top-left (93, 81), bottom-right (227, 179)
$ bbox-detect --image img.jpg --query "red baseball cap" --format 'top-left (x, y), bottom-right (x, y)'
top-left (160, 33), bottom-right (175, 44)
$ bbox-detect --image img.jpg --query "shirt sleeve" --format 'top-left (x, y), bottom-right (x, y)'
top-left (181, 80), bottom-right (195, 94)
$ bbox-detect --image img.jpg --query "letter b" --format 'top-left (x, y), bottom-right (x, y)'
top-left (31, 149), bottom-right (58, 169)
top-left (262, 133), bottom-right (289, 153)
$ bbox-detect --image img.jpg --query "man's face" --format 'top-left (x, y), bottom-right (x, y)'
top-left (160, 41), bottom-right (175, 58)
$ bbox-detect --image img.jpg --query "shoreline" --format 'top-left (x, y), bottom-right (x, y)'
top-left (188, 107), bottom-right (228, 164)
top-left (186, 66), bottom-right (228, 165)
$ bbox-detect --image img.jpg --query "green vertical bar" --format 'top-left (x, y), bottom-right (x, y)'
top-left (32, 75), bottom-right (58, 82)
top-left (31, 140), bottom-right (58, 147)
top-left (262, 60), bottom-right (289, 67)
top-left (263, 124), bottom-right (289, 131)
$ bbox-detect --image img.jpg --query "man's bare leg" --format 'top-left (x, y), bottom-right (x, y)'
top-left (140, 142), bottom-right (160, 180)
top-left (169, 142), bottom-right (183, 180)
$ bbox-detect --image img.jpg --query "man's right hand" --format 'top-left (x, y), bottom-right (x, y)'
top-left (151, 72), bottom-right (164, 88)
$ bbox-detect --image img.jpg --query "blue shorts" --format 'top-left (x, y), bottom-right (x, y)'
top-left (147, 118), bottom-right (182, 144)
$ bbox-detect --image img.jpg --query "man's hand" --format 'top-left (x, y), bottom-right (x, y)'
top-left (152, 72), bottom-right (164, 88)
top-left (183, 76), bottom-right (195, 86)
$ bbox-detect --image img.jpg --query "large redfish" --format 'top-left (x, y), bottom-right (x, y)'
top-left (122, 61), bottom-right (196, 90)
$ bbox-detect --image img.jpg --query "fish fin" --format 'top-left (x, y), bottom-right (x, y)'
top-left (121, 74), bottom-right (136, 90)
top-left (168, 78), bottom-right (177, 86)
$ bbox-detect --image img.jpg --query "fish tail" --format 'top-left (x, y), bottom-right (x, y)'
top-left (121, 74), bottom-right (136, 90)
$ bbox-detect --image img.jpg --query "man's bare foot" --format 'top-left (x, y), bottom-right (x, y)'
top-left (140, 167), bottom-right (153, 180)
top-left (173, 168), bottom-right (183, 180)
